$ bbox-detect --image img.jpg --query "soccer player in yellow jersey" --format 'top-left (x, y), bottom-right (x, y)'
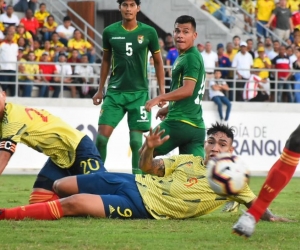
top-left (0, 91), bottom-right (106, 206)
top-left (0, 122), bottom-right (288, 221)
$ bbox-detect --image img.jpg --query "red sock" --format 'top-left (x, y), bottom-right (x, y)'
top-left (29, 191), bottom-right (60, 204)
top-left (248, 148), bottom-right (300, 222)
top-left (0, 200), bottom-right (63, 220)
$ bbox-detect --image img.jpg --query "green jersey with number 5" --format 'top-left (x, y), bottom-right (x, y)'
top-left (166, 46), bottom-right (205, 128)
top-left (102, 21), bottom-right (160, 92)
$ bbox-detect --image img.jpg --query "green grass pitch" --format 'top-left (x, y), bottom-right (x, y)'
top-left (0, 175), bottom-right (300, 250)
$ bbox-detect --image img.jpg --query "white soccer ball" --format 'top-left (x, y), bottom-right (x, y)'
top-left (206, 153), bottom-right (250, 196)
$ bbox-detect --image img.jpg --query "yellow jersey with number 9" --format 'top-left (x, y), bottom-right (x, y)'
top-left (0, 103), bottom-right (84, 168)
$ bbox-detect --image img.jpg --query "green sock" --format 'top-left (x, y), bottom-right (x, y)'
top-left (96, 134), bottom-right (109, 162)
top-left (129, 131), bottom-right (143, 174)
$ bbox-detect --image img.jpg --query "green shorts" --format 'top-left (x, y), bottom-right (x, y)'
top-left (154, 120), bottom-right (206, 157)
top-left (99, 90), bottom-right (151, 132)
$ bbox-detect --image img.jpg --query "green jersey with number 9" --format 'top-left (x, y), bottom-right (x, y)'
top-left (166, 46), bottom-right (205, 128)
top-left (102, 21), bottom-right (160, 92)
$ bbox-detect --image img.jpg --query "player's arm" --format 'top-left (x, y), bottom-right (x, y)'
top-left (145, 79), bottom-right (196, 111)
top-left (0, 140), bottom-right (16, 175)
top-left (152, 51), bottom-right (165, 96)
top-left (139, 127), bottom-right (169, 176)
top-left (92, 49), bottom-right (112, 105)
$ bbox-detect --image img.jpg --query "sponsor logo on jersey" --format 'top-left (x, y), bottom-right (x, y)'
top-left (137, 35), bottom-right (144, 44)
top-left (112, 37), bottom-right (125, 39)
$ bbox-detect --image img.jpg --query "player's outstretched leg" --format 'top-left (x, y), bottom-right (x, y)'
top-left (0, 194), bottom-right (106, 220)
top-left (130, 131), bottom-right (143, 174)
top-left (96, 134), bottom-right (109, 162)
top-left (232, 124), bottom-right (300, 237)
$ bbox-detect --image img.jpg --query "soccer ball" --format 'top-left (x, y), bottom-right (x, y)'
top-left (206, 153), bottom-right (250, 196)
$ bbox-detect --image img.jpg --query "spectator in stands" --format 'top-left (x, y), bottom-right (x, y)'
top-left (53, 52), bottom-right (74, 98)
top-left (165, 44), bottom-right (179, 79)
top-left (201, 0), bottom-right (231, 28)
top-left (50, 32), bottom-right (66, 57)
top-left (20, 9), bottom-right (39, 38)
top-left (231, 41), bottom-right (253, 101)
top-left (0, 5), bottom-right (19, 29)
top-left (266, 0), bottom-right (293, 41)
top-left (266, 39), bottom-right (280, 60)
top-left (0, 30), bottom-right (18, 96)
top-left (17, 37), bottom-right (30, 57)
top-left (246, 38), bottom-right (255, 59)
top-left (33, 39), bottom-right (43, 61)
top-left (14, 0), bottom-right (37, 13)
top-left (15, 23), bottom-right (33, 49)
top-left (232, 35), bottom-right (240, 54)
top-left (253, 47), bottom-right (271, 100)
top-left (264, 37), bottom-right (274, 55)
top-left (42, 15), bottom-right (58, 42)
top-left (293, 47), bottom-right (300, 102)
top-left (197, 43), bottom-right (204, 53)
top-left (202, 41), bottom-right (218, 100)
top-left (287, 45), bottom-right (297, 68)
top-left (38, 51), bottom-right (57, 97)
top-left (18, 50), bottom-right (40, 97)
top-left (224, 42), bottom-right (237, 101)
top-left (287, 0), bottom-right (299, 13)
top-left (56, 15), bottom-right (75, 47)
top-left (41, 40), bottom-right (54, 62)
top-left (255, 0), bottom-right (275, 40)
top-left (243, 68), bottom-right (270, 102)
top-left (67, 49), bottom-right (80, 73)
top-left (241, 0), bottom-right (254, 34)
top-left (74, 54), bottom-right (95, 98)
top-left (158, 37), bottom-right (168, 65)
top-left (147, 56), bottom-right (157, 99)
top-left (272, 45), bottom-right (293, 102)
top-left (164, 33), bottom-right (175, 52)
top-left (216, 43), bottom-right (231, 79)
top-left (0, 0), bottom-right (5, 14)
top-left (34, 3), bottom-right (49, 29)
top-left (209, 69), bottom-right (231, 122)
top-left (67, 29), bottom-right (95, 63)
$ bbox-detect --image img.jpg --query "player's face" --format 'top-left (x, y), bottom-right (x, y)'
top-left (204, 132), bottom-right (234, 164)
top-left (119, 0), bottom-right (140, 21)
top-left (173, 23), bottom-right (197, 53)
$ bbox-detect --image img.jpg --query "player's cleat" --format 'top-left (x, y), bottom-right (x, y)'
top-left (232, 211), bottom-right (256, 238)
top-left (222, 201), bottom-right (240, 212)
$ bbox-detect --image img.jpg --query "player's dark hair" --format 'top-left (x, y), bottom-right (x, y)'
top-left (117, 0), bottom-right (141, 5)
top-left (174, 15), bottom-right (196, 30)
top-left (207, 122), bottom-right (234, 141)
top-left (233, 35), bottom-right (240, 40)
top-left (39, 3), bottom-right (46, 7)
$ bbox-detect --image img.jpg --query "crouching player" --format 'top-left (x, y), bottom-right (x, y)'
top-left (0, 123), bottom-right (289, 222)
top-left (0, 91), bottom-right (106, 204)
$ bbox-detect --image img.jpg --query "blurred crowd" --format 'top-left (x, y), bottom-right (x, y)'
top-left (0, 1), bottom-right (98, 98)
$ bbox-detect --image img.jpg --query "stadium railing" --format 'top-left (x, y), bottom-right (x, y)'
top-left (1, 62), bottom-right (300, 103)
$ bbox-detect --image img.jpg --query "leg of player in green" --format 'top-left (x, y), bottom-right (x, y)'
top-left (96, 134), bottom-right (109, 161)
top-left (130, 131), bottom-right (143, 174)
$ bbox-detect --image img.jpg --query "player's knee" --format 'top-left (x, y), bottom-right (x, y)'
top-left (61, 195), bottom-right (82, 215)
top-left (285, 125), bottom-right (300, 153)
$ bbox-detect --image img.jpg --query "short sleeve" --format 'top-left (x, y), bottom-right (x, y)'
top-left (102, 28), bottom-right (111, 51)
top-left (183, 53), bottom-right (202, 82)
top-left (162, 155), bottom-right (196, 176)
top-left (147, 27), bottom-right (160, 54)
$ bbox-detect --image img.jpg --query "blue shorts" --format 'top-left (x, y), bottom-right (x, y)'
top-left (77, 172), bottom-right (153, 219)
top-left (34, 135), bottom-right (106, 190)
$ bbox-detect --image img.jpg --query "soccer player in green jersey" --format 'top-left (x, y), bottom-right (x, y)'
top-left (144, 15), bottom-right (206, 158)
top-left (0, 123), bottom-right (288, 222)
top-left (92, 0), bottom-right (165, 174)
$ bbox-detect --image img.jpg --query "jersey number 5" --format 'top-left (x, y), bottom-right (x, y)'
top-left (126, 42), bottom-right (133, 56)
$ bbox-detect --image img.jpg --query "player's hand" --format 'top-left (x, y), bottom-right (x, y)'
top-left (144, 126), bottom-right (170, 149)
top-left (158, 101), bottom-right (167, 108)
top-left (269, 216), bottom-right (296, 223)
top-left (92, 91), bottom-right (103, 105)
top-left (145, 97), bottom-right (161, 112)
top-left (156, 107), bottom-right (168, 121)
